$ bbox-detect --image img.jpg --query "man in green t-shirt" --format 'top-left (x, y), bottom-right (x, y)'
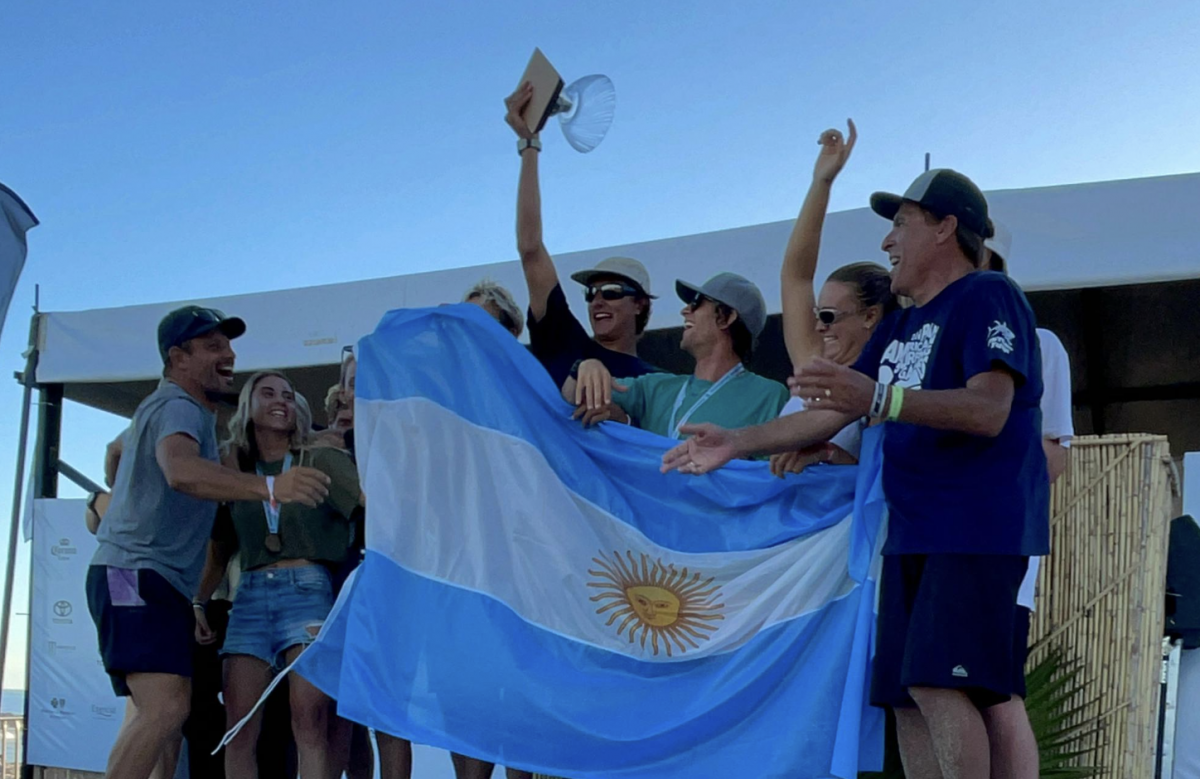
top-left (562, 272), bottom-right (789, 438)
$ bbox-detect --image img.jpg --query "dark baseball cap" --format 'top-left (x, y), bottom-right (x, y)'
top-left (870, 168), bottom-right (992, 238)
top-left (157, 306), bottom-right (246, 362)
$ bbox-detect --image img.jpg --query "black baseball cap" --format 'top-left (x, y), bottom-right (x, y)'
top-left (157, 306), bottom-right (246, 362)
top-left (869, 169), bottom-right (992, 238)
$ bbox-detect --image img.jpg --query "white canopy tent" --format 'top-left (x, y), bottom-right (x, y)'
top-left (32, 171), bottom-right (1200, 414)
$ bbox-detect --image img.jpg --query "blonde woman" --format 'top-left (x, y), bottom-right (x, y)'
top-left (193, 370), bottom-right (361, 778)
top-left (464, 278), bottom-right (525, 338)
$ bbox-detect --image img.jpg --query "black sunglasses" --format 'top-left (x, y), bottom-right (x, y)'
top-left (814, 307), bottom-right (859, 326)
top-left (585, 282), bottom-right (641, 303)
top-left (687, 294), bottom-right (716, 313)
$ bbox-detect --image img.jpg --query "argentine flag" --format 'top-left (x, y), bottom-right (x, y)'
top-left (296, 304), bottom-right (887, 778)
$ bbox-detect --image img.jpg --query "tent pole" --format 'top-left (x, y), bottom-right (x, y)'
top-left (0, 311), bottom-right (40, 699)
top-left (20, 380), bottom-right (61, 779)
top-left (57, 462), bottom-right (102, 495)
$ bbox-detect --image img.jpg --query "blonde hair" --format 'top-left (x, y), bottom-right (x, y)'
top-left (463, 279), bottom-right (524, 337)
top-left (223, 371), bottom-right (313, 466)
top-left (324, 384), bottom-right (345, 425)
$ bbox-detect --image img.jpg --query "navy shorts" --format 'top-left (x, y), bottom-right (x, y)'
top-left (870, 554), bottom-right (1027, 710)
top-left (1011, 605), bottom-right (1031, 698)
top-left (86, 565), bottom-right (194, 697)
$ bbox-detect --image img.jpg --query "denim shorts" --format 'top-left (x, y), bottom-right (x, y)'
top-left (222, 564), bottom-right (333, 668)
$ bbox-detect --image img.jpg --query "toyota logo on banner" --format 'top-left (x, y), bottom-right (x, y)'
top-left (53, 600), bottom-right (72, 617)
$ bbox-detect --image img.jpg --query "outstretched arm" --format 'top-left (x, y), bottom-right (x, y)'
top-left (781, 120), bottom-right (857, 369)
top-left (662, 408), bottom-right (856, 475)
top-left (505, 82), bottom-right (559, 322)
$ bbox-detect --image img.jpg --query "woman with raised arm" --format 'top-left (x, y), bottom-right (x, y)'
top-left (771, 120), bottom-right (898, 476)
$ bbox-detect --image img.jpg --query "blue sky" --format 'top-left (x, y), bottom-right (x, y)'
top-left (2, 0), bottom-right (1199, 686)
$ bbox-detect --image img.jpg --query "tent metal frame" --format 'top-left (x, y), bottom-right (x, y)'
top-left (1, 303), bottom-right (90, 779)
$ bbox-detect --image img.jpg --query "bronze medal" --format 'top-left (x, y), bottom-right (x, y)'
top-left (265, 532), bottom-right (283, 554)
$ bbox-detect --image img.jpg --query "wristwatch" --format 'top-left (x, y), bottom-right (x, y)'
top-left (517, 136), bottom-right (542, 155)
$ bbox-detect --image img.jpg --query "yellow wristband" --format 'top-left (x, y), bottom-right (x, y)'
top-left (886, 385), bottom-right (905, 421)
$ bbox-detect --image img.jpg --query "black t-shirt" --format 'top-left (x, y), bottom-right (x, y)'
top-left (528, 283), bottom-right (659, 387)
top-left (852, 271), bottom-right (1049, 557)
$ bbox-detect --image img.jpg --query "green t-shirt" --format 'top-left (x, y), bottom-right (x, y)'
top-left (217, 447), bottom-right (361, 573)
top-left (612, 369), bottom-right (790, 438)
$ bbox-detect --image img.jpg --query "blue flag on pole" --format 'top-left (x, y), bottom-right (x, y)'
top-left (296, 304), bottom-right (887, 778)
top-left (0, 183), bottom-right (38, 341)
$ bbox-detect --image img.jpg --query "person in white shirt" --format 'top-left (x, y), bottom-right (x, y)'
top-left (980, 221), bottom-right (1074, 779)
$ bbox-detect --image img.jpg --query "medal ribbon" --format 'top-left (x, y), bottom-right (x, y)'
top-left (256, 452), bottom-right (293, 537)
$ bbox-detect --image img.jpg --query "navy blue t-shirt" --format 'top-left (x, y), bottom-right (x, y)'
top-left (528, 283), bottom-right (659, 387)
top-left (852, 271), bottom-right (1049, 557)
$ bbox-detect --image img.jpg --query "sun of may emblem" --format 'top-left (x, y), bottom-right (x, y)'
top-left (587, 550), bottom-right (726, 657)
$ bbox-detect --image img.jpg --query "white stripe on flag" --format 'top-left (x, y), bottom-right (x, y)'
top-left (357, 397), bottom-right (857, 661)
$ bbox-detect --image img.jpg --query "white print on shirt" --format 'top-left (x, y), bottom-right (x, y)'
top-left (877, 322), bottom-right (940, 389)
top-left (987, 321), bottom-right (1015, 354)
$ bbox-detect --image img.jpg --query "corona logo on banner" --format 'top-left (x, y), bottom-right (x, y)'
top-left (588, 550), bottom-right (725, 657)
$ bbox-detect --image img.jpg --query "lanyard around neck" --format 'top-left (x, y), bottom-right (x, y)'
top-left (667, 364), bottom-right (745, 440)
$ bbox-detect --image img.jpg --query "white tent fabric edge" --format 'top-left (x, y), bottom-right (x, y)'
top-left (34, 171), bottom-right (1200, 385)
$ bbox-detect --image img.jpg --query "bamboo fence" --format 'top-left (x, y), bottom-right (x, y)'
top-left (1029, 434), bottom-right (1174, 778)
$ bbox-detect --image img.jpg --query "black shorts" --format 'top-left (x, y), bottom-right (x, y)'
top-left (86, 565), bottom-right (194, 697)
top-left (1011, 605), bottom-right (1031, 698)
top-left (870, 554), bottom-right (1027, 710)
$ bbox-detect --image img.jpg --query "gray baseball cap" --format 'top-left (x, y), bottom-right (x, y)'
top-left (570, 256), bottom-right (657, 298)
top-left (675, 272), bottom-right (767, 338)
top-left (870, 168), bottom-right (991, 238)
